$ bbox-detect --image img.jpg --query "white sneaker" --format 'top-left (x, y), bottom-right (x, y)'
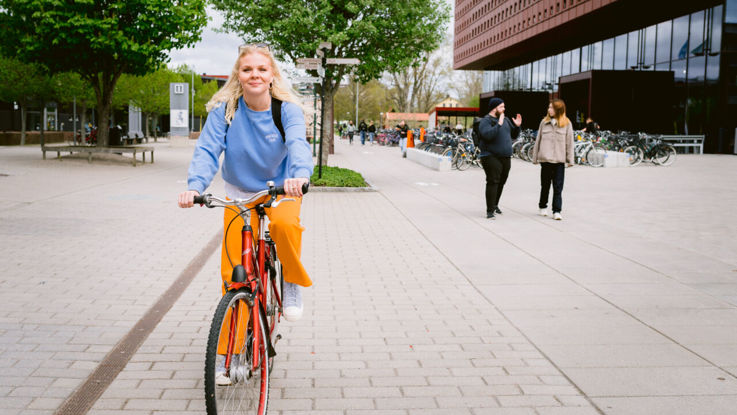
top-left (538, 208), bottom-right (548, 217)
top-left (553, 212), bottom-right (563, 220)
top-left (283, 282), bottom-right (303, 322)
top-left (215, 356), bottom-right (232, 386)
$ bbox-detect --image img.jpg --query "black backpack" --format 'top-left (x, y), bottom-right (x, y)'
top-left (471, 115), bottom-right (488, 147)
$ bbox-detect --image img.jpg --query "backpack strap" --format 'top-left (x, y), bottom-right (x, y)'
top-left (223, 97), bottom-right (286, 143)
top-left (271, 96), bottom-right (286, 143)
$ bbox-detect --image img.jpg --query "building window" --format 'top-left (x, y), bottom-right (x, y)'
top-left (672, 15), bottom-right (689, 60)
top-left (626, 31), bottom-right (638, 69)
top-left (615, 34), bottom-right (627, 70)
top-left (602, 38), bottom-right (614, 70)
top-left (644, 25), bottom-right (656, 68)
top-left (656, 20), bottom-right (672, 64)
top-left (691, 10), bottom-right (707, 58)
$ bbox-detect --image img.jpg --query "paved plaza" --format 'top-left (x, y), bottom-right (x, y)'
top-left (1, 138), bottom-right (736, 415)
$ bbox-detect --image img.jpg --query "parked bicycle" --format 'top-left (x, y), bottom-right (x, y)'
top-left (194, 181), bottom-right (309, 415)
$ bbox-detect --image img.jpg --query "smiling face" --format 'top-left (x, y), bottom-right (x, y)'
top-left (237, 52), bottom-right (273, 97)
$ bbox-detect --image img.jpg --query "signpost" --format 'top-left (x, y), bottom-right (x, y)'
top-left (296, 42), bottom-right (361, 178)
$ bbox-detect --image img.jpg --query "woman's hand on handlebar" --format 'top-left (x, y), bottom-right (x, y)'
top-left (178, 190), bottom-right (200, 208)
top-left (284, 177), bottom-right (309, 197)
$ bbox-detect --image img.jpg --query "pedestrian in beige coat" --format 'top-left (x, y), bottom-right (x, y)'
top-left (531, 99), bottom-right (574, 220)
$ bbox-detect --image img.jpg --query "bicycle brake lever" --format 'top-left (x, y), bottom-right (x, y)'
top-left (271, 197), bottom-right (295, 208)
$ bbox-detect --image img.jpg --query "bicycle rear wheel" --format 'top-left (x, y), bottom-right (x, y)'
top-left (205, 290), bottom-right (270, 415)
top-left (653, 144), bottom-right (676, 166)
top-left (585, 146), bottom-right (607, 167)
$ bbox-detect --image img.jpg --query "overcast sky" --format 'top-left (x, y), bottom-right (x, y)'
top-left (168, 2), bottom-right (456, 76)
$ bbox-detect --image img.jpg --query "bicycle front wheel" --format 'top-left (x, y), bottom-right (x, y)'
top-left (623, 145), bottom-right (643, 166)
top-left (205, 290), bottom-right (270, 415)
top-left (456, 152), bottom-right (472, 171)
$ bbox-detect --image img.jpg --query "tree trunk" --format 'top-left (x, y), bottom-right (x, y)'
top-left (144, 113), bottom-right (150, 138)
top-left (318, 86), bottom-right (337, 165)
top-left (20, 104), bottom-right (26, 146)
top-left (90, 70), bottom-right (122, 147)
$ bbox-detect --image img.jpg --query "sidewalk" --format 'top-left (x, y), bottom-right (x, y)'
top-left (1, 139), bottom-right (736, 414)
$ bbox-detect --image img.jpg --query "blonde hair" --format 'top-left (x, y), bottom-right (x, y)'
top-left (206, 45), bottom-right (302, 124)
top-left (543, 98), bottom-right (570, 128)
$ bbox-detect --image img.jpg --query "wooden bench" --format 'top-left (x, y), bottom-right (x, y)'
top-left (42, 145), bottom-right (154, 166)
top-left (659, 135), bottom-right (705, 154)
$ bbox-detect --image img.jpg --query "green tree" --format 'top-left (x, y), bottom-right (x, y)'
top-left (0, 0), bottom-right (207, 146)
top-left (334, 79), bottom-right (391, 126)
top-left (211, 0), bottom-right (451, 165)
top-left (130, 68), bottom-right (183, 137)
top-left (51, 72), bottom-right (96, 143)
top-left (195, 80), bottom-right (220, 126)
top-left (0, 56), bottom-right (51, 145)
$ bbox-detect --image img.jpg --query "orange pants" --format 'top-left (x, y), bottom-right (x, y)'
top-left (217, 195), bottom-right (311, 354)
top-left (220, 194), bottom-right (312, 289)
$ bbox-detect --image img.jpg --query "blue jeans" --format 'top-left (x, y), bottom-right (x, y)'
top-left (368, 132), bottom-right (375, 144)
top-left (360, 130), bottom-right (366, 145)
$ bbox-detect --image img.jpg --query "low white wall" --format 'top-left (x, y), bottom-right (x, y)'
top-left (602, 151), bottom-right (630, 168)
top-left (407, 148), bottom-right (451, 171)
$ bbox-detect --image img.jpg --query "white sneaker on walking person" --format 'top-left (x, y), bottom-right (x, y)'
top-left (553, 212), bottom-right (563, 220)
top-left (283, 281), bottom-right (303, 322)
top-left (538, 208), bottom-right (548, 217)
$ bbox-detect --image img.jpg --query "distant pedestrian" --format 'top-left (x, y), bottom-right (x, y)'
top-left (359, 119), bottom-right (368, 145)
top-left (478, 97), bottom-right (521, 219)
top-left (396, 121), bottom-right (409, 156)
top-left (346, 120), bottom-right (355, 144)
top-left (368, 121), bottom-right (376, 145)
top-left (531, 99), bottom-right (574, 221)
top-left (338, 123), bottom-right (343, 139)
top-left (582, 117), bottom-right (600, 136)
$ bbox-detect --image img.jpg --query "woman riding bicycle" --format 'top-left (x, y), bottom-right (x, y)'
top-left (177, 44), bottom-right (313, 324)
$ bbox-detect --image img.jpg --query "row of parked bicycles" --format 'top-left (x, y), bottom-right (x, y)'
top-left (410, 128), bottom-right (678, 170)
top-left (512, 130), bottom-right (678, 167)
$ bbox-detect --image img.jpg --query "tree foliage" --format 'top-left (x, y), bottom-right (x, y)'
top-left (334, 79), bottom-right (391, 125)
top-left (0, 56), bottom-right (53, 144)
top-left (0, 0), bottom-right (207, 146)
top-left (211, 0), bottom-right (451, 164)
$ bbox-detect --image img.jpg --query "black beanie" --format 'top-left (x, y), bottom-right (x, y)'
top-left (488, 97), bottom-right (504, 113)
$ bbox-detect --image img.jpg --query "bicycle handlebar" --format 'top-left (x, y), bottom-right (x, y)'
top-left (193, 182), bottom-right (309, 207)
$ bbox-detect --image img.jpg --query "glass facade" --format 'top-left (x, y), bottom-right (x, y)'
top-left (482, 3), bottom-right (724, 137)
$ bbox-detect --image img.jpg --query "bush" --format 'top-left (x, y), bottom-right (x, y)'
top-left (310, 165), bottom-right (368, 187)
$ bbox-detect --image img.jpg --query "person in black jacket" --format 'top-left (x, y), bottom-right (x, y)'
top-left (367, 121), bottom-right (376, 145)
top-left (478, 97), bottom-right (522, 219)
top-left (359, 120), bottom-right (368, 145)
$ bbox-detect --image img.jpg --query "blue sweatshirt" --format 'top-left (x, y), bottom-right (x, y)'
top-left (187, 97), bottom-right (314, 195)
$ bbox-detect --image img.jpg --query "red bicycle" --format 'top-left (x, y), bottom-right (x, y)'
top-left (195, 181), bottom-right (308, 415)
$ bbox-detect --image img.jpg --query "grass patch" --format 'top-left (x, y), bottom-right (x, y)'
top-left (310, 165), bottom-right (368, 187)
